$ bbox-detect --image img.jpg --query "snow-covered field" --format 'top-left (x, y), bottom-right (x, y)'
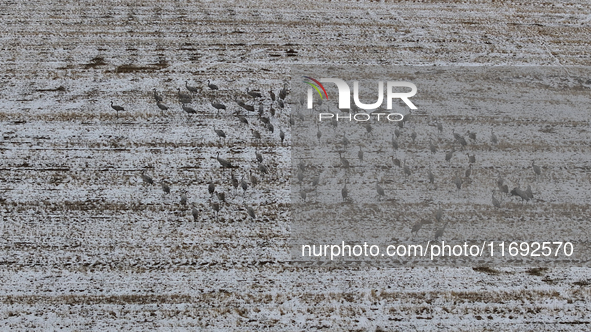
top-left (1, 0), bottom-right (591, 330)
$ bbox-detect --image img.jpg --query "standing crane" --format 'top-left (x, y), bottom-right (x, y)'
top-left (206, 80), bottom-right (218, 90)
top-left (110, 101), bottom-right (125, 118)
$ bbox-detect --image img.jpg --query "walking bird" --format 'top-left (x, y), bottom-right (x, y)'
top-left (490, 129), bottom-right (498, 144)
top-left (216, 152), bottom-right (234, 168)
top-left (434, 222), bottom-right (449, 240)
top-left (141, 171), bottom-right (154, 185)
top-left (246, 88), bottom-right (262, 99)
top-left (161, 183), bottom-right (171, 194)
top-left (156, 101), bottom-right (169, 112)
top-left (192, 205), bottom-right (199, 222)
top-left (246, 206), bottom-right (256, 220)
top-left (211, 101), bottom-right (226, 115)
top-left (177, 88), bottom-right (192, 103)
top-left (207, 80), bottom-right (218, 90)
top-left (182, 103), bottom-right (197, 114)
top-left (341, 180), bottom-right (348, 202)
top-left (185, 81), bottom-right (199, 93)
top-left (411, 220), bottom-right (430, 238)
top-left (152, 89), bottom-right (163, 102)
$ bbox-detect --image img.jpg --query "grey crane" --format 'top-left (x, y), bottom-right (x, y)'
top-left (452, 129), bottom-right (467, 148)
top-left (252, 129), bottom-right (262, 141)
top-left (454, 172), bottom-right (463, 191)
top-left (259, 114), bottom-right (271, 125)
top-left (437, 121), bottom-right (443, 134)
top-left (316, 126), bottom-right (322, 141)
top-left (525, 185), bottom-right (533, 200)
top-left (211, 201), bottom-right (220, 219)
top-left (467, 130), bottom-right (476, 141)
top-left (266, 122), bottom-right (274, 133)
top-left (156, 101), bottom-right (169, 112)
top-left (111, 101), bottom-right (125, 118)
top-left (237, 115), bottom-right (249, 125)
top-left (532, 161), bottom-right (541, 180)
top-left (391, 135), bottom-right (399, 151)
top-left (277, 99), bottom-right (285, 108)
top-left (465, 164), bottom-right (472, 178)
top-left (429, 140), bottom-right (437, 154)
top-left (341, 134), bottom-right (350, 149)
top-left (510, 186), bottom-right (530, 203)
top-left (403, 160), bottom-right (412, 177)
top-left (358, 146), bottom-right (364, 162)
top-left (391, 156), bottom-right (401, 168)
top-left (216, 191), bottom-right (226, 203)
top-left (185, 81), bottom-right (199, 93)
top-left (411, 220), bottom-right (430, 238)
top-left (240, 176), bottom-right (248, 194)
top-left (490, 129), bottom-right (498, 144)
top-left (428, 167), bottom-right (435, 184)
top-left (269, 89), bottom-right (276, 101)
top-left (435, 207), bottom-right (443, 223)
top-left (297, 169), bottom-right (304, 186)
top-left (497, 175), bottom-right (504, 189)
top-left (206, 79), bottom-right (218, 90)
top-left (259, 115), bottom-right (270, 125)
top-left (191, 205), bottom-right (199, 222)
top-left (216, 152), bottom-right (234, 169)
top-left (500, 184), bottom-right (509, 195)
top-left (394, 127), bottom-right (401, 138)
top-left (236, 100), bottom-right (255, 112)
top-left (177, 88), bottom-right (192, 104)
top-left (270, 106), bottom-right (276, 117)
top-left (246, 88), bottom-right (262, 99)
top-left (214, 128), bottom-right (226, 139)
top-left (338, 151), bottom-right (350, 171)
top-left (152, 88), bottom-right (163, 102)
top-left (467, 154), bottom-right (476, 164)
top-left (445, 148), bottom-right (455, 163)
top-left (434, 222), bottom-right (449, 240)
top-left (246, 206), bottom-right (256, 220)
top-left (258, 162), bottom-right (269, 175)
top-left (258, 104), bottom-right (264, 117)
top-left (279, 129), bottom-right (285, 145)
top-left (211, 101), bottom-right (226, 115)
top-left (300, 190), bottom-right (307, 201)
top-left (364, 123), bottom-right (373, 136)
top-left (231, 171), bottom-right (239, 194)
top-left (141, 170), bottom-right (154, 185)
top-left (278, 83), bottom-right (288, 100)
top-left (182, 103), bottom-right (197, 114)
top-left (376, 182), bottom-right (385, 200)
top-left (341, 180), bottom-right (348, 202)
top-left (208, 180), bottom-right (215, 197)
top-left (180, 192), bottom-right (187, 206)
top-left (249, 170), bottom-right (258, 187)
top-left (311, 174), bottom-right (320, 187)
top-left (411, 131), bottom-right (417, 144)
top-left (492, 190), bottom-right (501, 208)
top-left (255, 150), bottom-right (263, 163)
top-left (161, 182), bottom-right (171, 194)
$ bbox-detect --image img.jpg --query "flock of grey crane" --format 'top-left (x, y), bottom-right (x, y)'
top-left (114, 80), bottom-right (291, 223)
top-left (111, 79), bottom-right (544, 239)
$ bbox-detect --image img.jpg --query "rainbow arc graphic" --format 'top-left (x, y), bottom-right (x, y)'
top-left (302, 76), bottom-right (329, 100)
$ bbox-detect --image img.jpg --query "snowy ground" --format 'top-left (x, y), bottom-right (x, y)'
top-left (1, 0), bottom-right (591, 330)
